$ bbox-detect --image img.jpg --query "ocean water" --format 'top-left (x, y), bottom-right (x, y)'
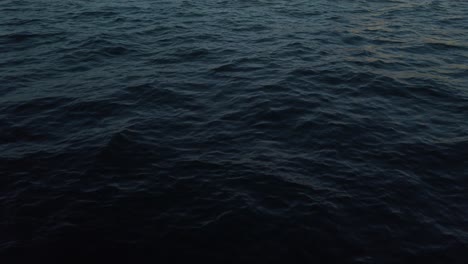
top-left (1, 0), bottom-right (467, 262)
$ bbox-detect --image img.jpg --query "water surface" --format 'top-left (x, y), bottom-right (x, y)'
top-left (1, 0), bottom-right (468, 262)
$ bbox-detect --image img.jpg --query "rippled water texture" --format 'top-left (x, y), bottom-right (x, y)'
top-left (1, 0), bottom-right (468, 262)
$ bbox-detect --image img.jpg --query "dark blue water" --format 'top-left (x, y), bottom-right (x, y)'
top-left (1, 0), bottom-right (468, 262)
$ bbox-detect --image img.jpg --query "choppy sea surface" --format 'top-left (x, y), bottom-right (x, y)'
top-left (1, 0), bottom-right (468, 262)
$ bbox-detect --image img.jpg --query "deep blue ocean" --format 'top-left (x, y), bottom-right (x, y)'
top-left (1, 0), bottom-right (467, 262)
